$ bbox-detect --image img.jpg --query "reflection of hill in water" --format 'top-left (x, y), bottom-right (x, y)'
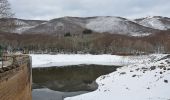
top-left (32, 64), bottom-right (120, 92)
top-left (32, 88), bottom-right (87, 100)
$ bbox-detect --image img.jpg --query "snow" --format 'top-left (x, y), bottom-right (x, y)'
top-left (85, 16), bottom-right (138, 35)
top-left (12, 16), bottom-right (158, 36)
top-left (85, 16), bottom-right (151, 36)
top-left (86, 17), bottom-right (126, 33)
top-left (14, 26), bottom-right (36, 34)
top-left (137, 17), bottom-right (167, 30)
top-left (30, 54), bottom-right (148, 67)
top-left (30, 54), bottom-right (170, 100)
top-left (65, 54), bottom-right (170, 100)
top-left (13, 19), bottom-right (46, 33)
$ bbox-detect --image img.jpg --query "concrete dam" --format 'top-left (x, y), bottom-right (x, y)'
top-left (0, 55), bottom-right (32, 100)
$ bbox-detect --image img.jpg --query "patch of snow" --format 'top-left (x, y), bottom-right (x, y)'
top-left (15, 19), bottom-right (29, 26)
top-left (138, 17), bottom-right (167, 30)
top-left (86, 17), bottom-right (129, 34)
top-left (85, 16), bottom-right (151, 36)
top-left (14, 26), bottom-right (36, 34)
top-left (30, 54), bottom-right (149, 68)
top-left (130, 32), bottom-right (151, 37)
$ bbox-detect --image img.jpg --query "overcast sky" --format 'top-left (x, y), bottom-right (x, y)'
top-left (8, 0), bottom-right (170, 20)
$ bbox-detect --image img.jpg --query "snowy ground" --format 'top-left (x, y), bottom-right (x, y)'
top-left (64, 54), bottom-right (170, 100)
top-left (30, 54), bottom-right (151, 68)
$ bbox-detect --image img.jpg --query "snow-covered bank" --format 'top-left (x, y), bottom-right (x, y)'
top-left (65, 54), bottom-right (170, 100)
top-left (30, 54), bottom-right (152, 68)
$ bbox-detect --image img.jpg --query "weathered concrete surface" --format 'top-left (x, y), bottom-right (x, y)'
top-left (0, 55), bottom-right (32, 100)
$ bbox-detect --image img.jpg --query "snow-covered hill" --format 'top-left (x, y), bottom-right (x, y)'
top-left (2, 16), bottom-right (170, 36)
top-left (0, 18), bottom-right (47, 33)
top-left (13, 18), bottom-right (47, 34)
top-left (135, 16), bottom-right (170, 30)
top-left (65, 54), bottom-right (170, 100)
top-left (23, 17), bottom-right (86, 35)
top-left (86, 16), bottom-right (156, 36)
top-left (21, 16), bottom-right (158, 36)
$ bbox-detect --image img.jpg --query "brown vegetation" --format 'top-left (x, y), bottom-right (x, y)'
top-left (0, 30), bottom-right (170, 54)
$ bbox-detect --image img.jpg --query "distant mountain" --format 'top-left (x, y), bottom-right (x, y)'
top-left (135, 16), bottom-right (170, 30)
top-left (22, 16), bottom-right (159, 36)
top-left (0, 18), bottom-right (47, 34)
top-left (1, 16), bottom-right (169, 36)
top-left (85, 16), bottom-right (157, 36)
top-left (23, 17), bottom-right (86, 35)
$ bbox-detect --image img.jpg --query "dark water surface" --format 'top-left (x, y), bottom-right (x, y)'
top-left (32, 88), bottom-right (87, 100)
top-left (32, 64), bottom-right (120, 100)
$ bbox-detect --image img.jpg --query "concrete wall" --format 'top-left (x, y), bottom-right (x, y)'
top-left (0, 55), bottom-right (32, 100)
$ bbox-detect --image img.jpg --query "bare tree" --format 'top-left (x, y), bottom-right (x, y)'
top-left (0, 0), bottom-right (14, 18)
top-left (0, 0), bottom-right (15, 32)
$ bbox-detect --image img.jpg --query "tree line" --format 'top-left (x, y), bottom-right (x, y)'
top-left (0, 30), bottom-right (170, 54)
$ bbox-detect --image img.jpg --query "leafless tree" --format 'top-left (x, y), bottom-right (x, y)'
top-left (0, 0), bottom-right (14, 18)
top-left (0, 0), bottom-right (15, 32)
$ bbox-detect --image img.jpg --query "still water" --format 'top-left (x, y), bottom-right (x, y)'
top-left (32, 64), bottom-right (120, 100)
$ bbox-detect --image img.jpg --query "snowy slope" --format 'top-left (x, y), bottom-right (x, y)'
top-left (22, 16), bottom-right (158, 36)
top-left (2, 16), bottom-right (169, 36)
top-left (86, 16), bottom-right (155, 36)
top-left (0, 18), bottom-right (47, 33)
top-left (13, 19), bottom-right (47, 33)
top-left (135, 16), bottom-right (170, 30)
top-left (65, 54), bottom-right (170, 100)
top-left (23, 17), bottom-right (85, 35)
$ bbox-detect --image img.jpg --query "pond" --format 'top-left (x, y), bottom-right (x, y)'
top-left (32, 64), bottom-right (120, 100)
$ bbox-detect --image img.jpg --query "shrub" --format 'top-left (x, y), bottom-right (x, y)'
top-left (83, 29), bottom-right (92, 35)
top-left (64, 32), bottom-right (71, 37)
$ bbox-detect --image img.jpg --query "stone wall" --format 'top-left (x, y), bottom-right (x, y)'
top-left (0, 55), bottom-right (32, 100)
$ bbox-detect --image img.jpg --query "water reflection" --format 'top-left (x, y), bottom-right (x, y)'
top-left (32, 64), bottom-right (120, 100)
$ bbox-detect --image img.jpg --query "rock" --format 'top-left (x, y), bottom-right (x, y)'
top-left (164, 80), bottom-right (168, 83)
top-left (158, 65), bottom-right (165, 69)
top-left (136, 68), bottom-right (140, 71)
top-left (142, 67), bottom-right (148, 70)
top-left (120, 72), bottom-right (126, 75)
top-left (160, 72), bottom-right (163, 74)
top-left (150, 66), bottom-right (156, 70)
top-left (147, 87), bottom-right (150, 90)
top-left (165, 60), bottom-right (170, 64)
top-left (132, 75), bottom-right (136, 77)
top-left (142, 67), bottom-right (148, 71)
top-left (163, 67), bottom-right (167, 70)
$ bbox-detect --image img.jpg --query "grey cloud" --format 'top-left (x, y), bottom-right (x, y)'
top-left (8, 0), bottom-right (170, 20)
